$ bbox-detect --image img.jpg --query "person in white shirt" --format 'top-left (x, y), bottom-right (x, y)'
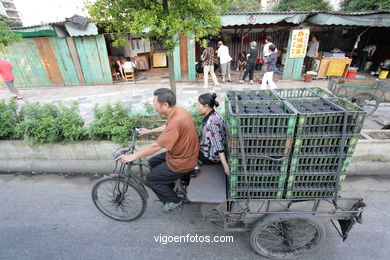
top-left (263, 36), bottom-right (278, 58)
top-left (122, 57), bottom-right (138, 77)
top-left (216, 40), bottom-right (232, 83)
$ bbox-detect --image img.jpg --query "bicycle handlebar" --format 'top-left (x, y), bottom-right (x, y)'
top-left (113, 129), bottom-right (142, 160)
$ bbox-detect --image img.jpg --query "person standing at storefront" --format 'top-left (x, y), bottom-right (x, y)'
top-left (216, 40), bottom-right (232, 83)
top-left (239, 41), bottom-right (258, 85)
top-left (358, 44), bottom-right (376, 72)
top-left (263, 36), bottom-right (277, 59)
top-left (304, 35), bottom-right (319, 72)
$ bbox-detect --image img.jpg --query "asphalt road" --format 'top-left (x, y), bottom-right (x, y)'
top-left (0, 173), bottom-right (389, 260)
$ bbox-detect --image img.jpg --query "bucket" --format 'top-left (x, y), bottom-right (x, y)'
top-left (346, 71), bottom-right (357, 78)
top-left (379, 68), bottom-right (389, 79)
top-left (304, 74), bottom-right (313, 83)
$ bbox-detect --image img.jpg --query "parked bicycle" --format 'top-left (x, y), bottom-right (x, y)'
top-left (328, 78), bottom-right (390, 116)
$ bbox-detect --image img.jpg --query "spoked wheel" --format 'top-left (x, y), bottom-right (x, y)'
top-left (92, 176), bottom-right (147, 222)
top-left (348, 92), bottom-right (379, 116)
top-left (250, 214), bottom-right (326, 259)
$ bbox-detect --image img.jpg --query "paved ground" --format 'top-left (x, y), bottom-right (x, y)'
top-left (0, 173), bottom-right (389, 260)
top-left (1, 70), bottom-right (389, 128)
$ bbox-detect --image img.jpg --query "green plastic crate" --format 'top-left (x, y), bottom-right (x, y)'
top-left (273, 88), bottom-right (335, 99)
top-left (229, 156), bottom-right (289, 174)
top-left (227, 100), bottom-right (297, 137)
top-left (292, 135), bottom-right (358, 156)
top-left (287, 98), bottom-right (364, 136)
top-left (290, 155), bottom-right (352, 173)
top-left (309, 87), bottom-right (337, 98)
top-left (226, 90), bottom-right (280, 101)
top-left (229, 173), bottom-right (286, 190)
top-left (286, 172), bottom-right (346, 189)
top-left (285, 189), bottom-right (339, 199)
top-left (228, 135), bottom-right (293, 157)
top-left (229, 188), bottom-right (283, 200)
top-left (327, 97), bottom-right (366, 135)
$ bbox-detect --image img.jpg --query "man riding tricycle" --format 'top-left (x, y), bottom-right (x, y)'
top-left (92, 87), bottom-right (366, 259)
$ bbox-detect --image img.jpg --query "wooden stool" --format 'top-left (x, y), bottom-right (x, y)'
top-left (124, 69), bottom-right (135, 81)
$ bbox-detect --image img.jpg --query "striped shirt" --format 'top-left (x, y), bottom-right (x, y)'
top-left (199, 110), bottom-right (226, 162)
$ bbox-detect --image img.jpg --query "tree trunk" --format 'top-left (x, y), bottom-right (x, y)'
top-left (167, 54), bottom-right (176, 94)
top-left (162, 0), bottom-right (176, 94)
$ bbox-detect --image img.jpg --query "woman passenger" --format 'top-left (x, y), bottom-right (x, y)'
top-left (197, 93), bottom-right (230, 175)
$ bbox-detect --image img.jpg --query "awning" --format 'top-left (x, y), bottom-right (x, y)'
top-left (221, 13), bottom-right (309, 26)
top-left (306, 13), bottom-right (390, 27)
top-left (13, 25), bottom-right (57, 37)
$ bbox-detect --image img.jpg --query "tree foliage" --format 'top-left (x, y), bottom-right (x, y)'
top-left (273, 0), bottom-right (332, 11)
top-left (340, 0), bottom-right (390, 11)
top-left (0, 14), bottom-right (22, 27)
top-left (227, 0), bottom-right (262, 12)
top-left (85, 0), bottom-right (229, 53)
top-left (0, 15), bottom-right (21, 50)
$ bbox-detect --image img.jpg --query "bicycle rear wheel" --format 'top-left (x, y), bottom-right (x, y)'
top-left (250, 214), bottom-right (326, 259)
top-left (92, 176), bottom-right (147, 222)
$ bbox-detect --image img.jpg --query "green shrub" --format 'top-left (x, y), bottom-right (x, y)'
top-left (16, 102), bottom-right (86, 145)
top-left (87, 102), bottom-right (144, 144)
top-left (0, 99), bottom-right (20, 139)
top-left (142, 101), bottom-right (157, 115)
top-left (189, 103), bottom-right (204, 135)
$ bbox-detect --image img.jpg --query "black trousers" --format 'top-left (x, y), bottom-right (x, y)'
top-left (358, 52), bottom-right (369, 72)
top-left (304, 56), bottom-right (314, 72)
top-left (242, 62), bottom-right (255, 80)
top-left (146, 152), bottom-right (189, 203)
top-left (198, 151), bottom-right (219, 165)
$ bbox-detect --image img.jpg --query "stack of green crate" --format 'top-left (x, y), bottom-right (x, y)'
top-left (225, 90), bottom-right (297, 200)
top-left (275, 88), bottom-right (366, 199)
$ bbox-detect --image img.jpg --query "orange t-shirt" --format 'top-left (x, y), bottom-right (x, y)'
top-left (157, 106), bottom-right (199, 173)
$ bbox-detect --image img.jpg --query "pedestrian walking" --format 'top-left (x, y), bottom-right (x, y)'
top-left (261, 45), bottom-right (277, 90)
top-left (0, 59), bottom-right (23, 100)
top-left (239, 41), bottom-right (257, 85)
top-left (201, 40), bottom-right (219, 88)
top-left (216, 40), bottom-right (232, 83)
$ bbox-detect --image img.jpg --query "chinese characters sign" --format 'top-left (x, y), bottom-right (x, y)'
top-left (289, 29), bottom-right (310, 58)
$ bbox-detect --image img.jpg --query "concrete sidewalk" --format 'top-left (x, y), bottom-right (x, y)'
top-left (2, 77), bottom-right (389, 129)
top-left (0, 78), bottom-right (330, 122)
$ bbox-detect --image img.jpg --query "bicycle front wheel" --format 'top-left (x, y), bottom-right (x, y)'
top-left (92, 176), bottom-right (147, 222)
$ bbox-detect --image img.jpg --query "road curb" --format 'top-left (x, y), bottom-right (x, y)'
top-left (0, 130), bottom-right (389, 175)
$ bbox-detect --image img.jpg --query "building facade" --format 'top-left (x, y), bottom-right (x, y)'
top-left (0, 0), bottom-right (21, 22)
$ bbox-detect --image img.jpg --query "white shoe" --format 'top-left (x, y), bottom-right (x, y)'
top-left (238, 80), bottom-right (243, 84)
top-left (203, 85), bottom-right (208, 89)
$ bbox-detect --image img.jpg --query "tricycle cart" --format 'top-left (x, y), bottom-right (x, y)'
top-left (92, 88), bottom-right (367, 259)
top-left (187, 164), bottom-right (365, 259)
top-left (328, 78), bottom-right (390, 116)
